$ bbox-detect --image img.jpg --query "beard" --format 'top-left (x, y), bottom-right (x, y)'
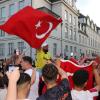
top-left (43, 49), bottom-right (48, 54)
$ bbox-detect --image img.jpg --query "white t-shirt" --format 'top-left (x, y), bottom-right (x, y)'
top-left (24, 68), bottom-right (39, 100)
top-left (0, 89), bottom-right (7, 100)
top-left (71, 89), bottom-right (98, 100)
top-left (25, 69), bottom-right (33, 77)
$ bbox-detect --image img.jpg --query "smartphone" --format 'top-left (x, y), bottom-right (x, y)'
top-left (9, 65), bottom-right (16, 72)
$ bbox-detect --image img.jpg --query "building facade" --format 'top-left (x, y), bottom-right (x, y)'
top-left (78, 14), bottom-right (100, 57)
top-left (48, 0), bottom-right (79, 59)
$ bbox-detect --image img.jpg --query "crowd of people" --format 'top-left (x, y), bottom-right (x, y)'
top-left (0, 43), bottom-right (100, 100)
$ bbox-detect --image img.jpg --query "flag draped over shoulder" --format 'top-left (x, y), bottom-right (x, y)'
top-left (0, 6), bottom-right (62, 48)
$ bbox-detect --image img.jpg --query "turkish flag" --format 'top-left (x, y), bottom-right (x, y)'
top-left (60, 60), bottom-right (93, 90)
top-left (0, 6), bottom-right (62, 48)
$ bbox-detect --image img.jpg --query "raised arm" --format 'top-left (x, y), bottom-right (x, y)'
top-left (6, 68), bottom-right (20, 100)
top-left (55, 58), bottom-right (68, 79)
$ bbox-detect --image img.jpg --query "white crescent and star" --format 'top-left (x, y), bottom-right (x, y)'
top-left (35, 20), bottom-right (53, 39)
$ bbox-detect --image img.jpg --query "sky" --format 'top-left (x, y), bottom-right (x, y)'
top-left (76, 0), bottom-right (100, 26)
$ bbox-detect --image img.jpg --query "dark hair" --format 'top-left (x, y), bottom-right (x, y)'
top-left (72, 69), bottom-right (89, 87)
top-left (17, 73), bottom-right (31, 86)
top-left (14, 49), bottom-right (16, 54)
top-left (0, 75), bottom-right (8, 88)
top-left (42, 63), bottom-right (58, 83)
top-left (22, 56), bottom-right (32, 65)
top-left (1, 73), bottom-right (31, 88)
top-left (0, 77), bottom-right (5, 89)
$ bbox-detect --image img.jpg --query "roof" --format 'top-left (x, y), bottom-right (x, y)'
top-left (78, 13), bottom-right (86, 18)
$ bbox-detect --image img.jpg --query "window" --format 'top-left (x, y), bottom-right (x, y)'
top-left (91, 38), bottom-right (92, 47)
top-left (69, 14), bottom-right (72, 24)
top-left (19, 0), bottom-right (24, 9)
top-left (82, 36), bottom-right (84, 44)
top-left (85, 37), bottom-right (87, 45)
top-left (69, 29), bottom-right (73, 40)
top-left (87, 18), bottom-right (90, 26)
top-left (89, 50), bottom-right (90, 54)
top-left (9, 4), bottom-right (15, 16)
top-left (8, 43), bottom-right (14, 55)
top-left (65, 10), bottom-right (68, 20)
top-left (93, 39), bottom-right (94, 47)
top-left (86, 50), bottom-right (87, 55)
top-left (18, 42), bottom-right (24, 53)
top-left (80, 49), bottom-right (82, 54)
top-left (65, 26), bottom-right (68, 38)
top-left (73, 17), bottom-right (76, 26)
top-left (70, 46), bottom-right (73, 52)
top-left (89, 38), bottom-right (90, 46)
top-left (65, 45), bottom-right (68, 52)
top-left (79, 35), bottom-right (81, 43)
top-left (73, 30), bottom-right (77, 41)
top-left (83, 26), bottom-right (86, 32)
top-left (95, 40), bottom-right (96, 47)
top-left (53, 43), bottom-right (57, 56)
top-left (0, 43), bottom-right (5, 56)
top-left (0, 30), bottom-right (5, 37)
top-left (1, 7), bottom-right (6, 18)
top-left (64, 45), bottom-right (68, 58)
top-left (74, 47), bottom-right (77, 53)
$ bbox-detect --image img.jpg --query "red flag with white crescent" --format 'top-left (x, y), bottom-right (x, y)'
top-left (0, 6), bottom-right (62, 48)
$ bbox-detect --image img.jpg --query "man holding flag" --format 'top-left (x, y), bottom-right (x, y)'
top-left (35, 41), bottom-right (51, 75)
